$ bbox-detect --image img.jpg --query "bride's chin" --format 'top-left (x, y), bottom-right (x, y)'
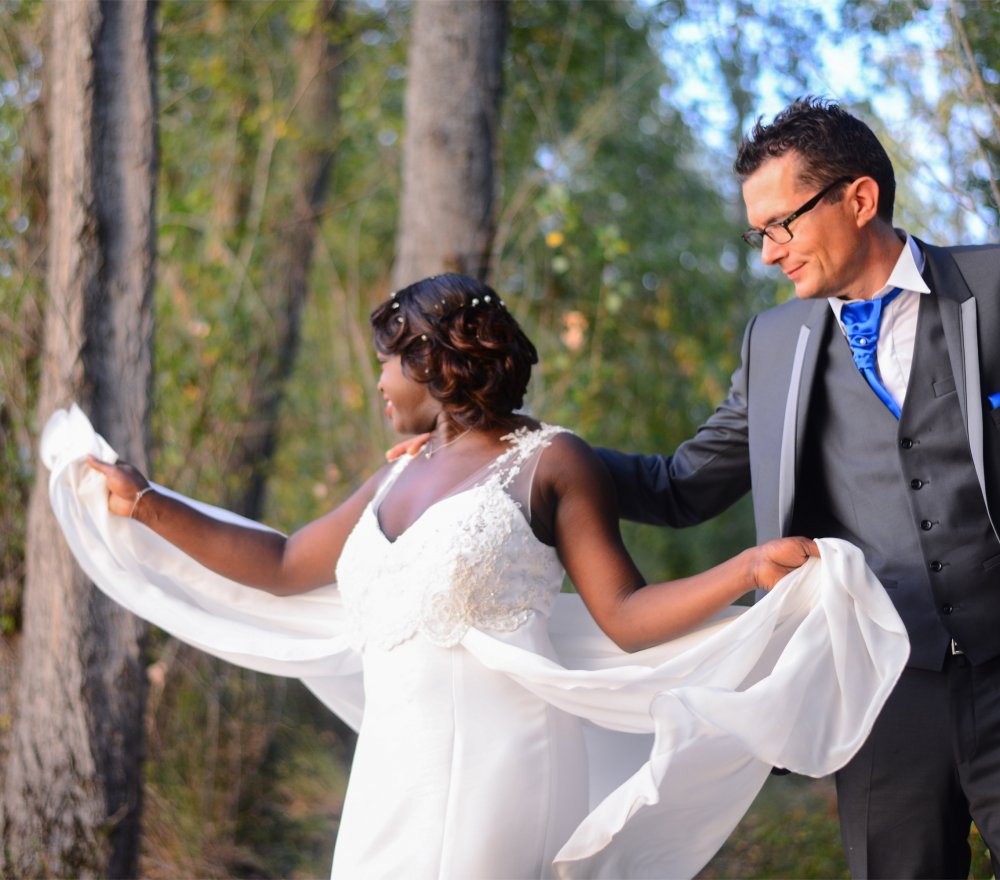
top-left (389, 415), bottom-right (424, 436)
top-left (391, 406), bottom-right (439, 437)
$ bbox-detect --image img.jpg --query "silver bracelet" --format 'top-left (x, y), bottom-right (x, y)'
top-left (130, 485), bottom-right (154, 519)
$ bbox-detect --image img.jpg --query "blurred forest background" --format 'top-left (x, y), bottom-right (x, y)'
top-left (0, 0), bottom-right (997, 877)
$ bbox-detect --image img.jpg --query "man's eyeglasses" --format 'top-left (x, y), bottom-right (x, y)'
top-left (741, 177), bottom-right (854, 249)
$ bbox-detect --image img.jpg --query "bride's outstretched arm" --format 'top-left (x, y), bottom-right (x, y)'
top-left (539, 434), bottom-right (817, 652)
top-left (87, 456), bottom-right (386, 596)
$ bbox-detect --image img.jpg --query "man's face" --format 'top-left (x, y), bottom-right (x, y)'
top-left (741, 152), bottom-right (864, 300)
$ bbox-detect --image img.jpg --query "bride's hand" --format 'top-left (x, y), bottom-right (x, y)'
top-left (751, 536), bottom-right (818, 590)
top-left (385, 433), bottom-right (431, 461)
top-left (87, 455), bottom-right (153, 519)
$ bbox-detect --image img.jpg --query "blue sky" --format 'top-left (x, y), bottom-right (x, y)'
top-left (653, 0), bottom-right (996, 244)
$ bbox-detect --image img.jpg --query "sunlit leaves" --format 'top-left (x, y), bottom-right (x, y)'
top-left (0, 0), bottom-right (43, 625)
top-left (497, 0), bottom-right (765, 577)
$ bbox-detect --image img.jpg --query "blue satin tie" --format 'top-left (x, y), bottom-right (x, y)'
top-left (840, 287), bottom-right (903, 419)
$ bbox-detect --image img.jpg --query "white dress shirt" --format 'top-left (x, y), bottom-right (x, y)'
top-left (827, 232), bottom-right (931, 410)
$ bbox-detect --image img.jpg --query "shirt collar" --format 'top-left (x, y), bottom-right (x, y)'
top-left (828, 231), bottom-right (930, 322)
top-left (885, 232), bottom-right (930, 295)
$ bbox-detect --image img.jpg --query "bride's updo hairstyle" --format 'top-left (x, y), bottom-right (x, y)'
top-left (370, 273), bottom-right (538, 429)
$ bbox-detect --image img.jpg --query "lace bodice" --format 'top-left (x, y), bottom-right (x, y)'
top-left (335, 425), bottom-right (567, 650)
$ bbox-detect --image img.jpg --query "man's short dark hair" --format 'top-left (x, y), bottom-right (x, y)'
top-left (734, 96), bottom-right (896, 223)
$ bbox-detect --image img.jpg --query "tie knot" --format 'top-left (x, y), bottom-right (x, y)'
top-left (841, 300), bottom-right (876, 326)
top-left (840, 288), bottom-right (902, 371)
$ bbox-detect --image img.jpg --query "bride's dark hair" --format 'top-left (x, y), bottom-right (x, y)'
top-left (370, 274), bottom-right (538, 430)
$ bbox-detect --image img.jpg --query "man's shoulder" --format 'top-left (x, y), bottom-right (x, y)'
top-left (919, 239), bottom-right (1000, 268)
top-left (921, 239), bottom-right (1000, 298)
top-left (923, 240), bottom-right (1000, 256)
top-left (941, 243), bottom-right (1000, 272)
top-left (752, 295), bottom-right (820, 331)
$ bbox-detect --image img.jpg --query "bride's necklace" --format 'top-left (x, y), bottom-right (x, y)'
top-left (424, 428), bottom-right (472, 459)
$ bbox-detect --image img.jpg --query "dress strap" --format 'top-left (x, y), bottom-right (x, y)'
top-left (490, 423), bottom-right (567, 490)
top-left (489, 424), bottom-right (569, 533)
top-left (370, 454), bottom-right (414, 508)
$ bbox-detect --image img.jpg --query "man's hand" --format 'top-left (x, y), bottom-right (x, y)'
top-left (385, 433), bottom-right (431, 461)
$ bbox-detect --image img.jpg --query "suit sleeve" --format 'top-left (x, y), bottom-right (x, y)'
top-left (596, 317), bottom-right (755, 527)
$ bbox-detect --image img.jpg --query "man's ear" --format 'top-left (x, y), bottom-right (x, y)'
top-left (850, 176), bottom-right (881, 228)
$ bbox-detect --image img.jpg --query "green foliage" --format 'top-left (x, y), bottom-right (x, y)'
top-left (0, 0), bottom-right (43, 628)
top-left (496, 0), bottom-right (770, 578)
top-left (266, 1), bottom-right (410, 526)
top-left (156, 0), bottom-right (311, 499)
top-left (949, 0), bottom-right (1000, 225)
top-left (142, 643), bottom-right (352, 878)
top-left (699, 775), bottom-right (848, 879)
top-left (232, 696), bottom-right (353, 878)
top-left (824, 0), bottom-right (998, 240)
top-left (701, 774), bottom-right (996, 880)
top-left (156, 0), bottom-right (409, 515)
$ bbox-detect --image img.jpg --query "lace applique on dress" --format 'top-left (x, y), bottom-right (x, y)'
top-left (335, 425), bottom-right (567, 650)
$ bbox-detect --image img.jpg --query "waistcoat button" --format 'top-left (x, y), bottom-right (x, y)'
top-left (920, 520), bottom-right (933, 531)
top-left (930, 560), bottom-right (944, 573)
top-left (910, 479), bottom-right (923, 490)
top-left (900, 438), bottom-right (914, 449)
top-left (941, 603), bottom-right (953, 614)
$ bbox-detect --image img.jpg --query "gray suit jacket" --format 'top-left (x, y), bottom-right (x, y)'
top-left (601, 241), bottom-right (1000, 546)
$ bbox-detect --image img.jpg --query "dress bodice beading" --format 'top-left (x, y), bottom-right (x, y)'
top-left (335, 424), bottom-right (567, 651)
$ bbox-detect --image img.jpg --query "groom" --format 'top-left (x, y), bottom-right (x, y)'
top-left (598, 97), bottom-right (1000, 879)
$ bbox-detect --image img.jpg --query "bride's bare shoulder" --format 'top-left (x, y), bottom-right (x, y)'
top-left (535, 430), bottom-right (611, 490)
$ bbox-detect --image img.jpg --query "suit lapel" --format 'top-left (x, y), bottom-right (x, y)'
top-left (921, 243), bottom-right (997, 538)
top-left (777, 300), bottom-right (830, 536)
top-left (924, 246), bottom-right (972, 430)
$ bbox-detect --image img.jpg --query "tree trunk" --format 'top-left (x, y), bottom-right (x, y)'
top-left (392, 0), bottom-right (507, 288)
top-left (225, 0), bottom-right (342, 519)
top-left (0, 2), bottom-right (157, 877)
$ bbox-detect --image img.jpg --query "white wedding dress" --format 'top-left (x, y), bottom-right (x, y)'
top-left (41, 405), bottom-right (909, 879)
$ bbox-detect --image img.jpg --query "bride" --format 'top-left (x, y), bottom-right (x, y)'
top-left (43, 273), bottom-right (908, 879)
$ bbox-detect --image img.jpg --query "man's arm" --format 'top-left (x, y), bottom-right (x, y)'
top-left (596, 318), bottom-right (756, 527)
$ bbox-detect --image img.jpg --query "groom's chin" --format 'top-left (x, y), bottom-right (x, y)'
top-left (790, 284), bottom-right (831, 301)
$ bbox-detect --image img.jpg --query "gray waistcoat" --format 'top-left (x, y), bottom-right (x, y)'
top-left (793, 294), bottom-right (1000, 669)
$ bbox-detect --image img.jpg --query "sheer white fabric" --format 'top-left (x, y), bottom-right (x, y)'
top-left (42, 405), bottom-right (909, 879)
